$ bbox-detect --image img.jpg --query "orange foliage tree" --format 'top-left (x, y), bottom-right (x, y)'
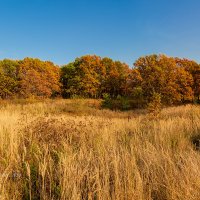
top-left (175, 58), bottom-right (200, 101)
top-left (61, 55), bottom-right (130, 98)
top-left (17, 58), bottom-right (61, 98)
top-left (101, 58), bottom-right (130, 97)
top-left (0, 54), bottom-right (199, 108)
top-left (134, 54), bottom-right (194, 105)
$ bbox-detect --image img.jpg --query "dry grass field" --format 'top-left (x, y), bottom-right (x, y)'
top-left (0, 99), bottom-right (200, 200)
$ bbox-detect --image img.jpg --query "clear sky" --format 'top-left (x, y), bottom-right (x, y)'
top-left (0, 0), bottom-right (200, 67)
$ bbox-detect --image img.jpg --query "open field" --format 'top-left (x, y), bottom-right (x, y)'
top-left (0, 99), bottom-right (200, 200)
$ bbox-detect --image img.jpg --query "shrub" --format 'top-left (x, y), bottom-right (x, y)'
top-left (147, 92), bottom-right (162, 118)
top-left (101, 93), bottom-right (112, 109)
top-left (117, 95), bottom-right (131, 110)
top-left (102, 95), bottom-right (131, 111)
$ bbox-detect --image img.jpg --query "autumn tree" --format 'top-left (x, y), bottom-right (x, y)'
top-left (0, 54), bottom-right (198, 107)
top-left (61, 55), bottom-right (104, 98)
top-left (18, 58), bottom-right (61, 98)
top-left (176, 67), bottom-right (194, 102)
top-left (75, 55), bottom-right (104, 98)
top-left (61, 55), bottom-right (131, 98)
top-left (134, 54), bottom-right (194, 105)
top-left (175, 58), bottom-right (200, 101)
top-left (125, 68), bottom-right (146, 106)
top-left (126, 68), bottom-right (143, 96)
top-left (101, 58), bottom-right (130, 97)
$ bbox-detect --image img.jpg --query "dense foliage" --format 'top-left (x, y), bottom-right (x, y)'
top-left (61, 55), bottom-right (130, 98)
top-left (134, 55), bottom-right (194, 105)
top-left (61, 54), bottom-right (200, 108)
top-left (0, 58), bottom-right (60, 99)
top-left (0, 54), bottom-right (200, 108)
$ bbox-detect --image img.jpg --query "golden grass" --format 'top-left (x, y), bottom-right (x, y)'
top-left (0, 100), bottom-right (200, 199)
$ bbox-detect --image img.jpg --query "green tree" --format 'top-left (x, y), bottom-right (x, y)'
top-left (0, 59), bottom-right (19, 99)
top-left (61, 55), bottom-right (103, 98)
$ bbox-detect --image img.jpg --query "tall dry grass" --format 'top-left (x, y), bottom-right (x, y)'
top-left (0, 99), bottom-right (200, 199)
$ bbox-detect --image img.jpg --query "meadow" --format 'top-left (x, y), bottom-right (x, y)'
top-left (0, 99), bottom-right (200, 200)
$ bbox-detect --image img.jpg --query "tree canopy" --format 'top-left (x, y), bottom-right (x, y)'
top-left (61, 55), bottom-right (130, 98)
top-left (0, 54), bottom-right (200, 108)
top-left (134, 55), bottom-right (194, 104)
top-left (0, 58), bottom-right (60, 99)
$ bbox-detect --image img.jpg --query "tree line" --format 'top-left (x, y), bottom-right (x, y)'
top-left (0, 55), bottom-right (200, 107)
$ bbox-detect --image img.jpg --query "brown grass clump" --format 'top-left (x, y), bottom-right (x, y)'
top-left (0, 100), bottom-right (200, 199)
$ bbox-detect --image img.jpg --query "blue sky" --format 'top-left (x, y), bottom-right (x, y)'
top-left (0, 0), bottom-right (200, 67)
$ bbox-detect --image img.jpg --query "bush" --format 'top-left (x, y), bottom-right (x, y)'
top-left (147, 92), bottom-right (162, 118)
top-left (102, 94), bottom-right (131, 111)
top-left (117, 95), bottom-right (131, 110)
top-left (101, 93), bottom-right (112, 109)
